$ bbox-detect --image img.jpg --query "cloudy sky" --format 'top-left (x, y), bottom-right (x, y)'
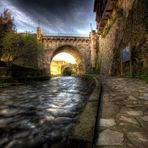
top-left (0, 0), bottom-right (96, 35)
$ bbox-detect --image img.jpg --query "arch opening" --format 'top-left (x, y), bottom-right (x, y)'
top-left (50, 45), bottom-right (85, 76)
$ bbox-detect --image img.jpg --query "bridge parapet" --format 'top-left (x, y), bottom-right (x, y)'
top-left (42, 36), bottom-right (90, 50)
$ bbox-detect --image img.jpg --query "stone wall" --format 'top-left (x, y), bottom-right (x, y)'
top-left (37, 34), bottom-right (92, 74)
top-left (90, 31), bottom-right (97, 69)
top-left (0, 67), bottom-right (8, 78)
top-left (97, 0), bottom-right (148, 76)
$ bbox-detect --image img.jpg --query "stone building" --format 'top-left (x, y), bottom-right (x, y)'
top-left (50, 60), bottom-right (66, 76)
top-left (94, 0), bottom-right (148, 76)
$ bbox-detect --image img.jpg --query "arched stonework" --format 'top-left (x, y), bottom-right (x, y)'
top-left (51, 45), bottom-right (83, 74)
top-left (36, 27), bottom-right (97, 75)
top-left (37, 27), bottom-right (96, 74)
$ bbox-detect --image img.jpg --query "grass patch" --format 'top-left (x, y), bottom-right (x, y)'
top-left (133, 71), bottom-right (148, 83)
top-left (117, 71), bottom-right (148, 83)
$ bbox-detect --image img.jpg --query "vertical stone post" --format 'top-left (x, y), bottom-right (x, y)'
top-left (89, 30), bottom-right (97, 70)
top-left (36, 26), bottom-right (42, 41)
top-left (36, 27), bottom-right (49, 76)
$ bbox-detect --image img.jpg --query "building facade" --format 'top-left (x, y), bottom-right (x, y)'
top-left (94, 0), bottom-right (148, 76)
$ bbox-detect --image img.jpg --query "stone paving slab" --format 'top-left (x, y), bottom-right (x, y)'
top-left (141, 116), bottom-right (148, 122)
top-left (97, 129), bottom-right (124, 146)
top-left (99, 118), bottom-right (116, 127)
top-left (95, 77), bottom-right (148, 148)
top-left (127, 132), bottom-right (148, 147)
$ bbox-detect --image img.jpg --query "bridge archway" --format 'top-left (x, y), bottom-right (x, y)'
top-left (50, 45), bottom-right (86, 75)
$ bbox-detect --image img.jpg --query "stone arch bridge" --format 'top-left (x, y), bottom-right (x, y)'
top-left (36, 27), bottom-right (97, 75)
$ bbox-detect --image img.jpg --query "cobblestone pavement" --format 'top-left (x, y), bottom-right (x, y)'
top-left (95, 77), bottom-right (148, 148)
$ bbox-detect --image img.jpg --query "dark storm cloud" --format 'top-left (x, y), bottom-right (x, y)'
top-left (0, 0), bottom-right (96, 34)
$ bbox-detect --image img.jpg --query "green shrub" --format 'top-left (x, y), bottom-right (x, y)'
top-left (133, 70), bottom-right (148, 83)
top-left (116, 7), bottom-right (124, 17)
top-left (121, 72), bottom-right (133, 78)
top-left (91, 63), bottom-right (100, 74)
top-left (118, 70), bottom-right (148, 83)
top-left (102, 24), bottom-right (112, 38)
top-left (101, 7), bottom-right (124, 38)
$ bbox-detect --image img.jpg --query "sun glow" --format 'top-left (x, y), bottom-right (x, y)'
top-left (51, 52), bottom-right (77, 76)
top-left (52, 52), bottom-right (76, 64)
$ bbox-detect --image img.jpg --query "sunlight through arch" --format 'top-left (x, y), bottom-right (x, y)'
top-left (53, 52), bottom-right (76, 64)
top-left (50, 52), bottom-right (78, 76)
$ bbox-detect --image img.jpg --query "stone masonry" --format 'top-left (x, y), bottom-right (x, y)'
top-left (95, 0), bottom-right (148, 76)
top-left (36, 27), bottom-right (97, 75)
top-left (95, 77), bottom-right (148, 148)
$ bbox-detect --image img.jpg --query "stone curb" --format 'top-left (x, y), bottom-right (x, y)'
top-left (67, 76), bottom-right (102, 147)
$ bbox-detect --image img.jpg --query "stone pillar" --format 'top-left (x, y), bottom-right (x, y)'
top-left (89, 30), bottom-right (97, 69)
top-left (36, 26), bottom-right (42, 41)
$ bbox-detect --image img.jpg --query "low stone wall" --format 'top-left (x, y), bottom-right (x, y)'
top-left (10, 64), bottom-right (48, 80)
top-left (0, 64), bottom-right (49, 81)
top-left (0, 67), bottom-right (8, 78)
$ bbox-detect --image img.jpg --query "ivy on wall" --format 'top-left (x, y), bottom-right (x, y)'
top-left (101, 7), bottom-right (124, 38)
top-left (143, 0), bottom-right (148, 32)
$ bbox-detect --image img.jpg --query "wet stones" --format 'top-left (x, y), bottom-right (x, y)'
top-left (0, 118), bottom-right (14, 128)
top-left (54, 117), bottom-right (74, 125)
top-left (39, 116), bottom-right (55, 124)
top-left (0, 77), bottom-right (95, 147)
top-left (0, 138), bottom-right (9, 146)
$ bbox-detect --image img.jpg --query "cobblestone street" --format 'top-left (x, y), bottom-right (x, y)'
top-left (96, 77), bottom-right (148, 148)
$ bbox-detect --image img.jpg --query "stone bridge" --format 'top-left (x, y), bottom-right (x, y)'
top-left (36, 27), bottom-right (97, 75)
